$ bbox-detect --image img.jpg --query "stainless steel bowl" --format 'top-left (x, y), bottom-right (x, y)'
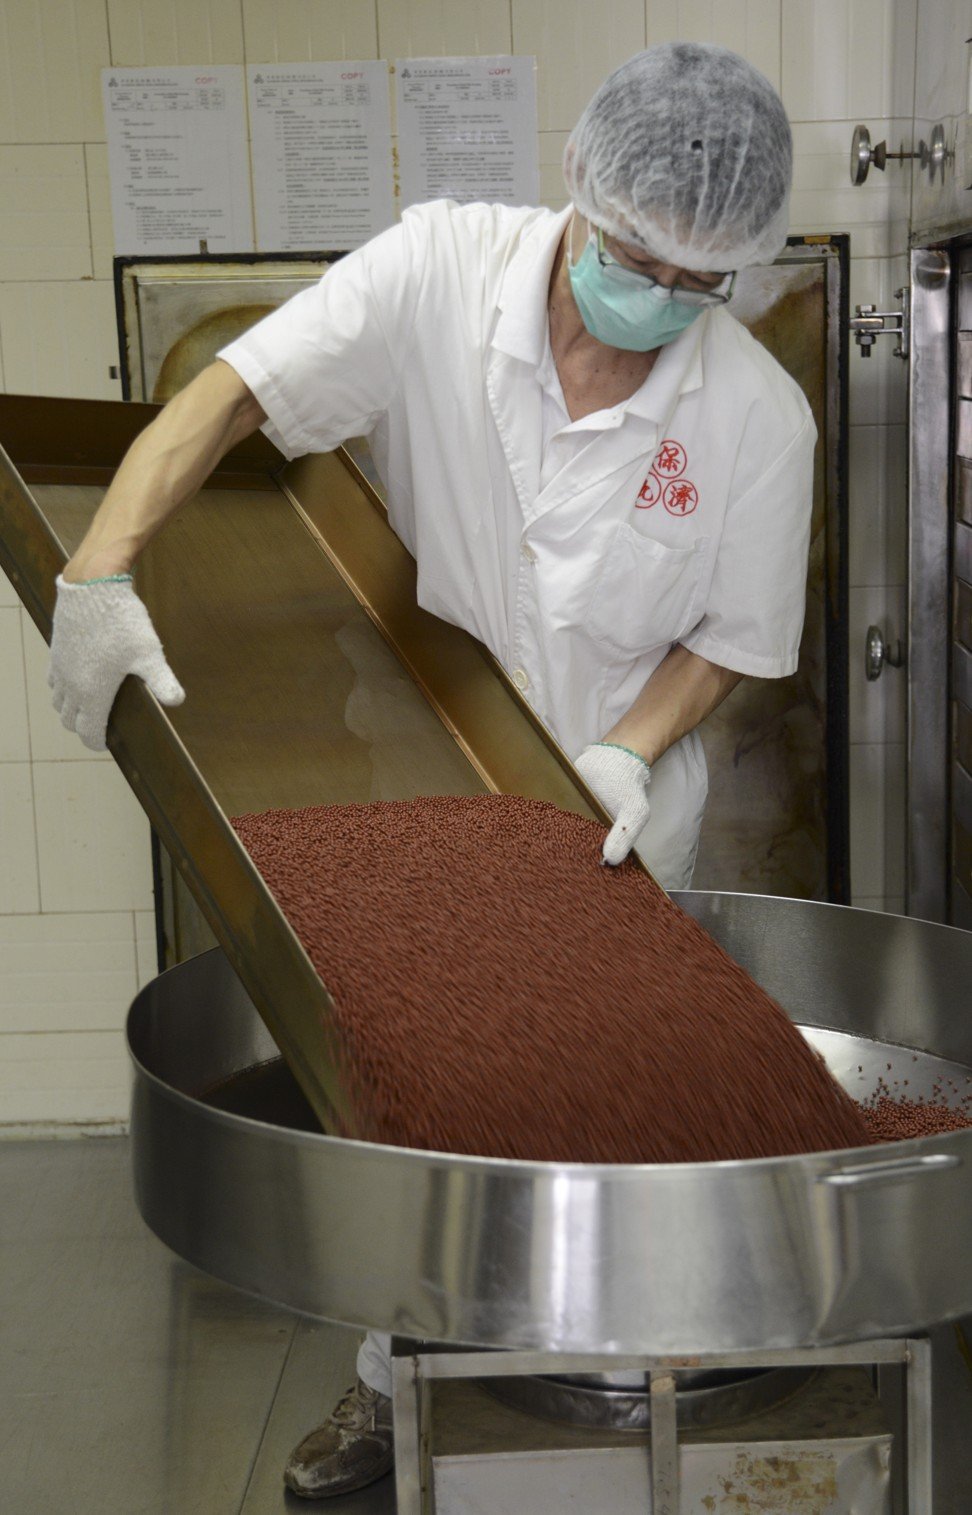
top-left (127, 892), bottom-right (972, 1355)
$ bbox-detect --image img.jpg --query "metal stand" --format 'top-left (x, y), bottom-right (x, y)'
top-left (392, 1338), bottom-right (932, 1515)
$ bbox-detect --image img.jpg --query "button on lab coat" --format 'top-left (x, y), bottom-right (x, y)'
top-left (219, 202), bottom-right (815, 889)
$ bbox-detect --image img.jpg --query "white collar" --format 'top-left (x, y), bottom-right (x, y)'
top-left (491, 205), bottom-right (707, 416)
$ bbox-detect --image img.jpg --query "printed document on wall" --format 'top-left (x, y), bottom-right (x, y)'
top-left (396, 57), bottom-right (539, 209)
top-left (248, 62), bottom-right (394, 250)
top-left (102, 67), bottom-right (253, 255)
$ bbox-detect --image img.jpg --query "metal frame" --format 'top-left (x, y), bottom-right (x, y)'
top-left (781, 236), bottom-right (852, 902)
top-left (113, 237), bottom-right (853, 905)
top-left (112, 251), bottom-right (347, 402)
top-left (392, 1339), bottom-right (932, 1515)
top-left (0, 394), bottom-right (611, 1138)
top-left (907, 245), bottom-right (953, 920)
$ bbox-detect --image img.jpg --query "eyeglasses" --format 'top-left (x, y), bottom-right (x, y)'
top-left (593, 226), bottom-right (735, 308)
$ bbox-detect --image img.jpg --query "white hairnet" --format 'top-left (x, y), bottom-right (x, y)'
top-left (564, 44), bottom-right (793, 272)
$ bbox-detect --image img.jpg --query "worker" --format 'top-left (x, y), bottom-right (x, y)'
top-left (49, 42), bottom-right (812, 1500)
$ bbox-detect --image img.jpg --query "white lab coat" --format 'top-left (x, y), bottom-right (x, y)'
top-left (219, 201), bottom-right (814, 889)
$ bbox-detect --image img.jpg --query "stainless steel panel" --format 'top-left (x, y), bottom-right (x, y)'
top-left (128, 894), bottom-right (972, 1355)
top-left (955, 702), bottom-right (972, 770)
top-left (955, 579), bottom-right (972, 649)
top-left (954, 642), bottom-right (972, 707)
top-left (956, 458), bottom-right (972, 525)
top-left (958, 331), bottom-right (972, 396)
top-left (957, 400), bottom-right (972, 460)
top-left (952, 760), bottom-right (972, 831)
top-left (952, 820), bottom-right (972, 911)
top-left (956, 520), bottom-right (972, 582)
top-left (907, 247), bottom-right (952, 920)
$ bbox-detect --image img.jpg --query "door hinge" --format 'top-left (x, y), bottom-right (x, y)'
top-left (850, 287), bottom-right (910, 358)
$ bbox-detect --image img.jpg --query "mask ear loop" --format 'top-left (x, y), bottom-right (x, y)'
top-left (565, 210), bottom-right (595, 276)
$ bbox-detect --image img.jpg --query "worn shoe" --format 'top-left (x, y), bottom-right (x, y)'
top-left (284, 1377), bottom-right (394, 1499)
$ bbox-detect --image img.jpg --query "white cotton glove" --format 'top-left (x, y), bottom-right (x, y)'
top-left (48, 574), bottom-right (185, 752)
top-left (575, 742), bottom-right (652, 866)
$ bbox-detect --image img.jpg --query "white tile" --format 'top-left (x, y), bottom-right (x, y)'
top-left (33, 761), bottom-right (154, 914)
top-left (882, 423), bottom-right (908, 583)
top-left (0, 146), bottom-right (92, 283)
top-left (243, 0), bottom-right (379, 62)
top-left (0, 609), bottom-right (29, 762)
top-left (0, 281), bottom-right (122, 401)
top-left (107, 0), bottom-right (245, 64)
top-left (848, 584), bottom-right (905, 744)
top-left (0, 911), bottom-right (138, 1033)
top-left (0, 911), bottom-right (136, 944)
top-left (22, 612), bottom-right (111, 763)
top-left (0, 0), bottom-right (110, 143)
top-left (852, 896), bottom-right (906, 915)
top-left (0, 765), bottom-right (40, 914)
top-left (381, 0), bottom-right (512, 60)
top-left (913, 0), bottom-right (968, 122)
top-left (847, 256), bottom-right (909, 425)
top-left (791, 118), bottom-right (902, 211)
top-left (0, 569), bottom-right (19, 608)
top-left (848, 0), bottom-right (896, 121)
top-left (883, 583), bottom-right (907, 746)
top-left (782, 0), bottom-right (895, 121)
top-left (851, 895), bottom-right (888, 911)
top-left (512, 0), bottom-right (646, 131)
top-left (884, 738), bottom-right (905, 897)
top-left (849, 741), bottom-right (886, 899)
top-left (883, 116), bottom-right (917, 247)
top-left (538, 130), bottom-right (570, 210)
top-left (134, 908), bottom-right (158, 988)
top-left (848, 423), bottom-right (907, 588)
top-left (645, 0), bottom-right (781, 90)
top-left (781, 0), bottom-right (849, 121)
top-left (84, 143), bottom-right (114, 281)
top-left (889, 0), bottom-right (916, 119)
top-left (0, 1031), bottom-right (131, 1126)
top-left (788, 115), bottom-right (914, 259)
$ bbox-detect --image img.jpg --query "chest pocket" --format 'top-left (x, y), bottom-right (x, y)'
top-left (587, 523), bottom-right (708, 655)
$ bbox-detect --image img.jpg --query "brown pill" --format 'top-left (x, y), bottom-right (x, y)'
top-left (232, 795), bottom-right (879, 1164)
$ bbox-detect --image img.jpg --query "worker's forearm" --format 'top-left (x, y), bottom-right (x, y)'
top-left (63, 360), bottom-right (267, 582)
top-left (603, 644), bottom-right (743, 765)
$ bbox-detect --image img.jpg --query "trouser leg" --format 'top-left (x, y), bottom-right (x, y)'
top-left (357, 1329), bottom-right (393, 1399)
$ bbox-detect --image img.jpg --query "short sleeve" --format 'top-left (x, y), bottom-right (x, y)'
top-left (217, 217), bottom-right (424, 460)
top-left (680, 413), bottom-right (816, 678)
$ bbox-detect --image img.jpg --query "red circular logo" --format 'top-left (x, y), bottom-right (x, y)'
top-left (636, 473), bottom-right (662, 508)
top-left (663, 479), bottom-right (699, 516)
top-left (652, 439), bottom-right (687, 479)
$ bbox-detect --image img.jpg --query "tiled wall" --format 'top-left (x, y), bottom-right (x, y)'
top-left (0, 0), bottom-right (917, 1130)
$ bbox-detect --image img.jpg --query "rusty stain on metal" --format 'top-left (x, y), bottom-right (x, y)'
top-left (706, 1449), bottom-right (838, 1510)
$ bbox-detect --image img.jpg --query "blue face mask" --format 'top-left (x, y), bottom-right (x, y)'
top-left (567, 229), bottom-right (704, 353)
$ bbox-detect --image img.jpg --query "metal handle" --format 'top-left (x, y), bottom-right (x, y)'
top-left (821, 1152), bottom-right (961, 1188)
top-left (850, 124), bottom-right (922, 185)
top-left (865, 624), bottom-right (905, 680)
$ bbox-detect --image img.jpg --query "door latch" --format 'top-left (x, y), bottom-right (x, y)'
top-left (850, 287), bottom-right (910, 359)
top-left (865, 625), bottom-right (905, 680)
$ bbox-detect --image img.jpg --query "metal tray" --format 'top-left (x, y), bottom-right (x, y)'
top-left (0, 394), bottom-right (608, 1136)
top-left (127, 892), bottom-right (972, 1355)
